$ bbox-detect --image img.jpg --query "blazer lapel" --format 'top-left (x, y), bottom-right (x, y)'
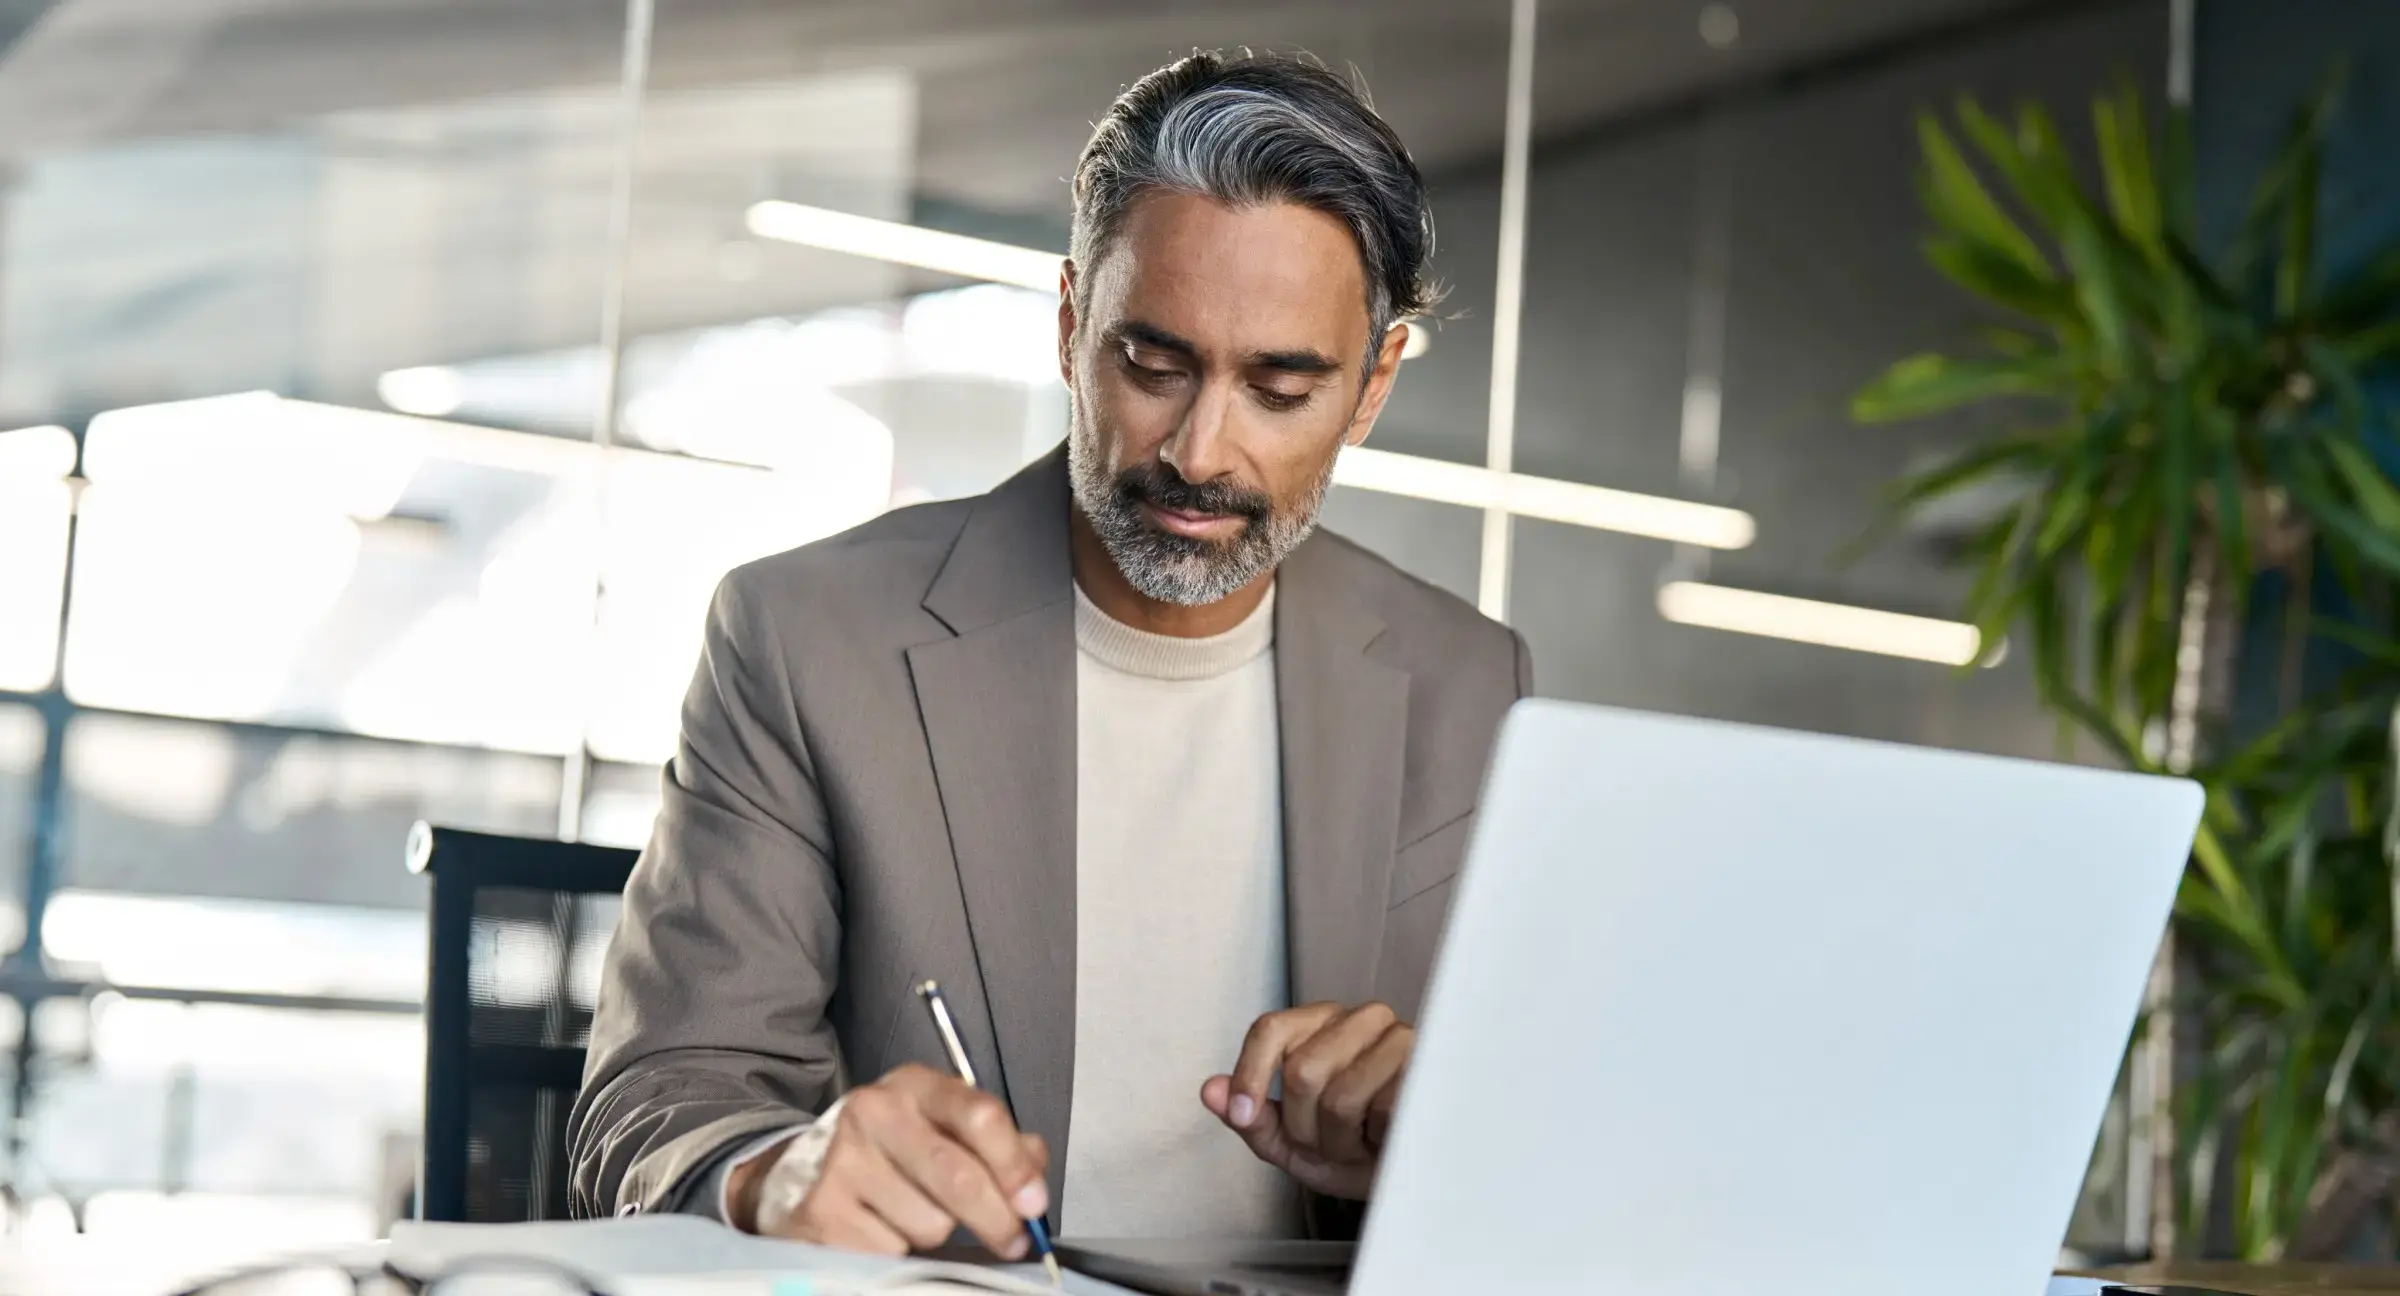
top-left (1275, 536), bottom-right (1411, 1009)
top-left (906, 449), bottom-right (1077, 1190)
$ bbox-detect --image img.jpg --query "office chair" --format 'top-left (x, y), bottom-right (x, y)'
top-left (407, 823), bottom-right (638, 1224)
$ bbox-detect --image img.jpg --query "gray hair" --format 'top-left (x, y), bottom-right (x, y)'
top-left (1071, 51), bottom-right (1441, 376)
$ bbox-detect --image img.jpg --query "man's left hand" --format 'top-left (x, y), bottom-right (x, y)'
top-left (1201, 1001), bottom-right (1413, 1201)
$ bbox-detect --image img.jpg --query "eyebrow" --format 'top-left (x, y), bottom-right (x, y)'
top-left (1109, 320), bottom-right (1344, 377)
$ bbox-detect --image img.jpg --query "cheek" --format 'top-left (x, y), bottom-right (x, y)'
top-left (1082, 370), bottom-right (1181, 459)
top-left (1258, 429), bottom-right (1346, 505)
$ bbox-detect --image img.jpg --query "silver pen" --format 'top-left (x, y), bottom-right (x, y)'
top-left (915, 980), bottom-right (1063, 1288)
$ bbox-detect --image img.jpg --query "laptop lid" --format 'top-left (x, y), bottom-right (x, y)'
top-left (1352, 700), bottom-right (2199, 1296)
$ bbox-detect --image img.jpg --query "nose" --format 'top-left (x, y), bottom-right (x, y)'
top-left (1159, 374), bottom-right (1239, 486)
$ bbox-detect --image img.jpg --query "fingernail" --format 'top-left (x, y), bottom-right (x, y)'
top-left (1014, 1182), bottom-right (1049, 1219)
top-left (1230, 1095), bottom-right (1256, 1127)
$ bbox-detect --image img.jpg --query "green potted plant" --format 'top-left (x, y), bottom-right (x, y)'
top-left (1852, 74), bottom-right (2400, 1258)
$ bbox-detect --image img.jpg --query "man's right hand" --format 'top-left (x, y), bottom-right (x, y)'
top-left (728, 1063), bottom-right (1051, 1257)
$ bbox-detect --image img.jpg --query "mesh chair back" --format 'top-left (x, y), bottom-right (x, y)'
top-left (408, 823), bottom-right (637, 1223)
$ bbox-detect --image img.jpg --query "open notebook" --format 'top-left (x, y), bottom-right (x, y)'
top-left (389, 1216), bottom-right (1133, 1295)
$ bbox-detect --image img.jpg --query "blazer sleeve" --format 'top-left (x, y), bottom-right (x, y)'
top-left (567, 567), bottom-right (847, 1219)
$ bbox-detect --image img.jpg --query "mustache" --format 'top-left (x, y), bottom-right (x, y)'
top-left (1112, 462), bottom-right (1271, 522)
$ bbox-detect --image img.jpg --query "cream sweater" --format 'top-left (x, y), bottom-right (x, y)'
top-left (1062, 582), bottom-right (1299, 1239)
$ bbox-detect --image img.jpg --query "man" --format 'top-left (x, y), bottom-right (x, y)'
top-left (569, 51), bottom-right (1530, 1254)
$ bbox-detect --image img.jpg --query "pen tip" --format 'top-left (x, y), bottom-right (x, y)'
top-left (914, 980), bottom-right (939, 997)
top-left (1042, 1253), bottom-right (1063, 1288)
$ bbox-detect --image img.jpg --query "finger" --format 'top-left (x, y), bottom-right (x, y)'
top-left (805, 1193), bottom-right (913, 1257)
top-left (1229, 1003), bottom-right (1343, 1125)
top-left (1229, 1093), bottom-right (1299, 1171)
top-left (1200, 1074), bottom-right (1233, 1123)
top-left (833, 1137), bottom-right (969, 1255)
top-left (871, 1103), bottom-right (1032, 1257)
top-left (883, 1067), bottom-right (1050, 1219)
top-left (1316, 1023), bottom-right (1413, 1164)
top-left (1281, 1003), bottom-right (1397, 1155)
top-left (921, 1081), bottom-right (1051, 1220)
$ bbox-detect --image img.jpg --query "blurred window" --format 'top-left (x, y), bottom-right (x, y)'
top-left (0, 700), bottom-right (40, 946)
top-left (0, 425), bottom-right (74, 692)
top-left (61, 711), bottom-right (561, 910)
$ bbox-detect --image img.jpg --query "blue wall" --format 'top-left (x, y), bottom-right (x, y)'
top-left (2195, 0), bottom-right (2400, 277)
top-left (2195, 1), bottom-right (2400, 731)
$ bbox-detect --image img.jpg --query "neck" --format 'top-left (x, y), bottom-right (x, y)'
top-left (1069, 502), bottom-right (1274, 638)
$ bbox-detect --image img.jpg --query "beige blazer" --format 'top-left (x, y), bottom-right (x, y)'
top-left (568, 447), bottom-right (1531, 1227)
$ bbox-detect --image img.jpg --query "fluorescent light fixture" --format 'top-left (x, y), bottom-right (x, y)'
top-left (1657, 580), bottom-right (1997, 667)
top-left (0, 424), bottom-right (75, 480)
top-left (85, 393), bottom-right (425, 522)
top-left (377, 365), bottom-right (467, 417)
top-left (746, 200), bottom-right (1064, 292)
top-left (1334, 446), bottom-right (1754, 549)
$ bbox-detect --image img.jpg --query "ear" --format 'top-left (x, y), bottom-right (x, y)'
top-left (1344, 321), bottom-right (1413, 447)
top-left (1056, 261), bottom-right (1080, 389)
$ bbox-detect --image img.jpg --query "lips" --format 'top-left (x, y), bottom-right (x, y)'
top-left (1145, 502), bottom-right (1244, 538)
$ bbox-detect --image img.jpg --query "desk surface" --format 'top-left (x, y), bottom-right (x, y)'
top-left (2087, 1265), bottom-right (2400, 1296)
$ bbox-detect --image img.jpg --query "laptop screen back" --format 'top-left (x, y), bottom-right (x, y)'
top-left (1352, 700), bottom-right (2199, 1296)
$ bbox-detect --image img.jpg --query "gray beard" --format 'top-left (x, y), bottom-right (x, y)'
top-left (1068, 431), bottom-right (1339, 608)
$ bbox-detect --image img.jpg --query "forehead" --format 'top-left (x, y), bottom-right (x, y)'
top-left (1087, 191), bottom-right (1372, 357)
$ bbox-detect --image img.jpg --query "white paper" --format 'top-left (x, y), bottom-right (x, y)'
top-left (389, 1217), bottom-right (1133, 1295)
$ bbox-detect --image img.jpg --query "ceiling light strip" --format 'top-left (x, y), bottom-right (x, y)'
top-left (1334, 446), bottom-right (1755, 550)
top-left (1656, 580), bottom-right (1992, 667)
top-left (746, 201), bottom-right (1062, 292)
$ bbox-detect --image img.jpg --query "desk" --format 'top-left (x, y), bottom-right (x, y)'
top-left (2087, 1266), bottom-right (2400, 1296)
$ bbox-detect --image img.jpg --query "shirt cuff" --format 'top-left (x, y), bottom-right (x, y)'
top-left (679, 1117), bottom-right (819, 1226)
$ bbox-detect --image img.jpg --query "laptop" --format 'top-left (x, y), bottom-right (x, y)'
top-left (1061, 699), bottom-right (2200, 1296)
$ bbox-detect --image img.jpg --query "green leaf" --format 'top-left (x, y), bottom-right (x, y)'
top-left (1888, 436), bottom-right (2053, 506)
top-left (2049, 685), bottom-right (2150, 771)
top-left (2016, 102), bottom-right (2099, 229)
top-left (2321, 436), bottom-right (2400, 533)
top-left (2190, 826), bottom-right (2297, 1002)
top-left (2280, 133), bottom-right (2322, 324)
top-left (1839, 435), bottom-right (2050, 566)
top-left (2311, 617), bottom-right (2400, 669)
top-left (2232, 67), bottom-right (2342, 302)
top-left (1956, 98), bottom-right (2080, 234)
top-left (2338, 319), bottom-right (2400, 373)
top-left (1962, 492), bottom-right (2043, 642)
top-left (2167, 230), bottom-right (2247, 317)
top-left (1915, 111), bottom-right (2052, 280)
top-left (2160, 384), bottom-right (2198, 618)
top-left (1980, 327), bottom-right (2048, 359)
top-left (2034, 439), bottom-right (2104, 562)
top-left (1923, 237), bottom-right (2076, 320)
top-left (2318, 244), bottom-right (2400, 333)
top-left (2212, 437), bottom-right (2252, 619)
top-left (2306, 337), bottom-right (2372, 436)
top-left (1851, 352), bottom-right (2070, 422)
top-left (2323, 976), bottom-right (2392, 1126)
top-left (2284, 444), bottom-right (2400, 577)
top-left (2091, 592), bottom-right (2126, 725)
top-left (2060, 219), bottom-right (2137, 379)
top-left (2094, 80), bottom-right (2164, 255)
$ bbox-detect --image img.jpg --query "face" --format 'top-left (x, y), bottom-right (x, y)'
top-left (1060, 191), bottom-right (1408, 606)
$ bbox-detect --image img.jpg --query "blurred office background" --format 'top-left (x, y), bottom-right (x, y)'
top-left (0, 0), bottom-right (2383, 1282)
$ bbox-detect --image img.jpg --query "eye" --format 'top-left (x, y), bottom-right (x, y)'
top-left (1253, 386), bottom-right (1313, 413)
top-left (1120, 351), bottom-right (1184, 389)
